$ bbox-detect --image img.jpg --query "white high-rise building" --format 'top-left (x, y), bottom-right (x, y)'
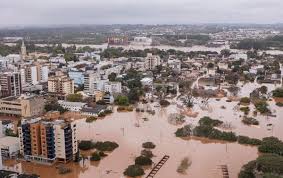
top-left (0, 150), bottom-right (2, 170)
top-left (145, 53), bottom-right (161, 70)
top-left (0, 121), bottom-right (3, 138)
top-left (21, 64), bottom-right (49, 86)
top-left (30, 66), bottom-right (38, 85)
top-left (38, 65), bottom-right (49, 82)
top-left (54, 121), bottom-right (78, 162)
top-left (84, 72), bottom-right (100, 94)
top-left (104, 82), bottom-right (122, 94)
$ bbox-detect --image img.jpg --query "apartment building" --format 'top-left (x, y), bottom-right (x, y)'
top-left (0, 95), bottom-right (44, 117)
top-left (68, 69), bottom-right (84, 86)
top-left (145, 53), bottom-right (161, 70)
top-left (21, 64), bottom-right (49, 86)
top-left (83, 72), bottom-right (99, 94)
top-left (0, 72), bottom-right (22, 98)
top-left (18, 118), bottom-right (78, 164)
top-left (48, 75), bottom-right (74, 95)
top-left (104, 81), bottom-right (122, 94)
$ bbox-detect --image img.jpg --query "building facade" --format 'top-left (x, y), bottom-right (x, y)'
top-left (0, 72), bottom-right (22, 98)
top-left (48, 75), bottom-right (74, 95)
top-left (18, 118), bottom-right (78, 164)
top-left (0, 95), bottom-right (44, 117)
top-left (145, 53), bottom-right (161, 70)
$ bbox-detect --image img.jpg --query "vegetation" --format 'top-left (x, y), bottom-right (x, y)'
top-left (5, 128), bottom-right (18, 137)
top-left (193, 125), bottom-right (238, 142)
top-left (86, 116), bottom-right (97, 123)
top-left (142, 142), bottom-right (156, 149)
top-left (182, 94), bottom-right (194, 108)
top-left (97, 109), bottom-right (113, 117)
top-left (94, 141), bottom-right (119, 152)
top-left (258, 137), bottom-right (283, 156)
top-left (175, 116), bottom-right (237, 142)
top-left (45, 99), bottom-right (68, 114)
top-left (254, 101), bottom-right (270, 114)
top-left (240, 107), bottom-right (250, 115)
top-left (98, 151), bottom-right (108, 157)
top-left (199, 116), bottom-right (223, 127)
top-left (123, 165), bottom-right (145, 177)
top-left (115, 95), bottom-right (129, 106)
top-left (238, 160), bottom-right (257, 178)
top-left (78, 140), bottom-right (95, 150)
top-left (177, 157), bottom-right (191, 174)
top-left (159, 99), bottom-right (170, 107)
top-left (64, 52), bottom-right (78, 62)
top-left (66, 93), bottom-right (83, 102)
top-left (239, 154), bottom-right (283, 178)
top-left (0, 43), bottom-right (20, 56)
top-left (240, 97), bottom-right (251, 105)
top-left (231, 39), bottom-right (267, 50)
top-left (135, 156), bottom-right (153, 166)
top-left (108, 72), bottom-right (117, 81)
top-left (242, 117), bottom-right (259, 126)
top-left (96, 100), bottom-right (107, 105)
top-left (141, 149), bottom-right (154, 158)
top-left (117, 106), bottom-right (134, 112)
top-left (238, 136), bottom-right (262, 146)
top-left (273, 88), bottom-right (283, 98)
top-left (79, 140), bottom-right (119, 152)
top-left (220, 49), bottom-right (231, 57)
top-left (175, 125), bottom-right (192, 137)
top-left (90, 152), bottom-right (101, 161)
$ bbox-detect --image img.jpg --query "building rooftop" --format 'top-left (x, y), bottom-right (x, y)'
top-left (81, 105), bottom-right (107, 114)
top-left (0, 136), bottom-right (19, 147)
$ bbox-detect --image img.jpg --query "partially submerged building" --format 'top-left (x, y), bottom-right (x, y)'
top-left (18, 118), bottom-right (78, 164)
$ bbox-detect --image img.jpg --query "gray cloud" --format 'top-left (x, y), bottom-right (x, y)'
top-left (0, 0), bottom-right (283, 26)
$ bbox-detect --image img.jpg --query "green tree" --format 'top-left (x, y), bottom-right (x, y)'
top-left (123, 165), bottom-right (145, 177)
top-left (108, 72), bottom-right (117, 81)
top-left (220, 49), bottom-right (231, 57)
top-left (115, 95), bottom-right (129, 106)
top-left (66, 93), bottom-right (83, 102)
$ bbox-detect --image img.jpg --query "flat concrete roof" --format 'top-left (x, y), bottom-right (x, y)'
top-left (0, 136), bottom-right (19, 147)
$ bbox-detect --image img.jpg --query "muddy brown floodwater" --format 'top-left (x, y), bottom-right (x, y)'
top-left (4, 82), bottom-right (283, 178)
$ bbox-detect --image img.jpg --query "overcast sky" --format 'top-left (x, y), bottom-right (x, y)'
top-left (1, 0), bottom-right (283, 26)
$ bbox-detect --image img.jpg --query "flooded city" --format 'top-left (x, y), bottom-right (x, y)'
top-left (4, 80), bottom-right (283, 178)
top-left (1, 22), bottom-right (283, 178)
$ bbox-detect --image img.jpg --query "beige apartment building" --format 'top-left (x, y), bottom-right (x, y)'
top-left (18, 118), bottom-right (78, 164)
top-left (48, 75), bottom-right (74, 95)
top-left (0, 95), bottom-right (45, 117)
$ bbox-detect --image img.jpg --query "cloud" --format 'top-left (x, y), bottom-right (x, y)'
top-left (0, 0), bottom-right (282, 26)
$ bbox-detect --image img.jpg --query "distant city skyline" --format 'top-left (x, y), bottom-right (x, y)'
top-left (1, 0), bottom-right (283, 27)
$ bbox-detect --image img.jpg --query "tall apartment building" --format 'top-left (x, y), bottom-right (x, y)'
top-left (0, 94), bottom-right (44, 117)
top-left (0, 71), bottom-right (22, 98)
top-left (48, 75), bottom-right (74, 95)
top-left (0, 57), bottom-right (9, 69)
top-left (18, 118), bottom-right (78, 164)
top-left (21, 64), bottom-right (49, 86)
top-left (145, 53), bottom-right (161, 70)
top-left (84, 72), bottom-right (100, 94)
top-left (0, 150), bottom-right (2, 170)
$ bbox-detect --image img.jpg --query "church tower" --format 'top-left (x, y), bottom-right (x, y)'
top-left (21, 39), bottom-right (27, 61)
